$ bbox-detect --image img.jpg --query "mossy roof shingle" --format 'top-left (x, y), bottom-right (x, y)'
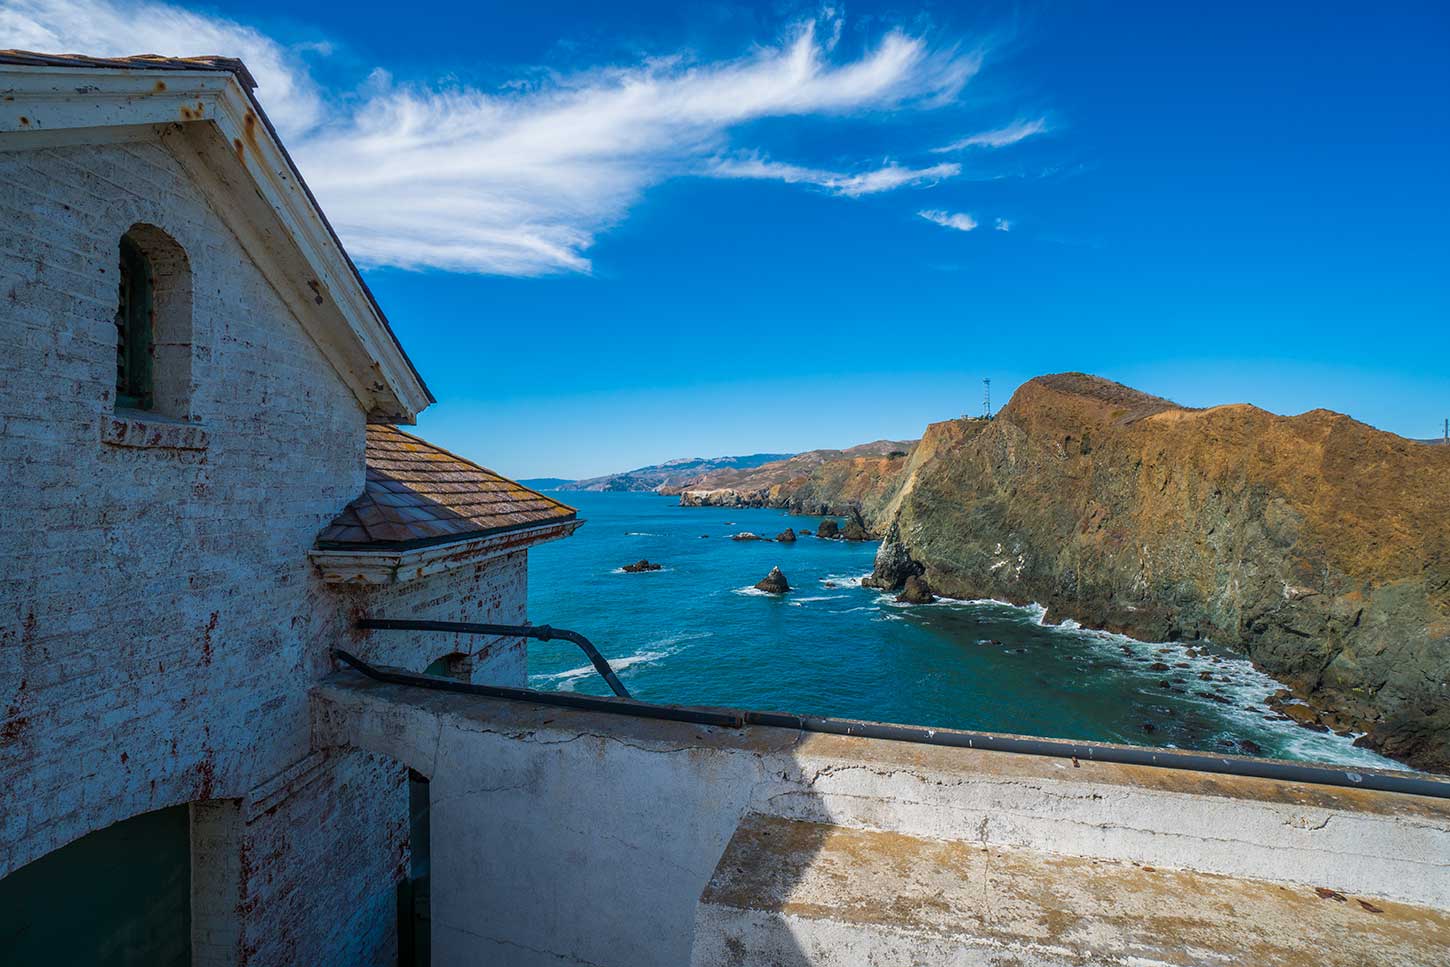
top-left (317, 426), bottom-right (576, 549)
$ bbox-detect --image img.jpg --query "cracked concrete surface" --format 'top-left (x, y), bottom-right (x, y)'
top-left (695, 814), bottom-right (1450, 967)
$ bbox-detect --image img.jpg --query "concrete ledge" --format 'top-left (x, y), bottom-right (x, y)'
top-left (312, 673), bottom-right (1450, 966)
top-left (693, 813), bottom-right (1450, 967)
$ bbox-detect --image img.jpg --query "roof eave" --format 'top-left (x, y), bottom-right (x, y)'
top-left (0, 58), bottom-right (433, 422)
top-left (309, 519), bottom-right (583, 585)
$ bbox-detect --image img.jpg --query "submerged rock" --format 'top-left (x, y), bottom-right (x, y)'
top-left (731, 532), bottom-right (769, 542)
top-left (776, 529), bottom-right (797, 543)
top-left (754, 567), bottom-right (790, 594)
top-left (816, 519), bottom-right (840, 539)
top-left (895, 574), bottom-right (935, 604)
top-left (622, 559), bottom-right (662, 573)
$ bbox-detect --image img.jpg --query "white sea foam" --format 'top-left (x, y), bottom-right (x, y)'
top-left (732, 586), bottom-right (775, 597)
top-left (532, 631), bottom-right (710, 692)
top-left (820, 573), bottom-right (869, 589)
top-left (623, 531), bottom-right (662, 537)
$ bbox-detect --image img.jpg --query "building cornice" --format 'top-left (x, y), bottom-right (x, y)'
top-left (308, 519), bottom-right (582, 585)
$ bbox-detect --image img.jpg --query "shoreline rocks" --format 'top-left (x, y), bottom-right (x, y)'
top-left (754, 567), bottom-right (790, 594)
top-left (895, 574), bottom-right (935, 604)
top-left (863, 522), bottom-right (925, 591)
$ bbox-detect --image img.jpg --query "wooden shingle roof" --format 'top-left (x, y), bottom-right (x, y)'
top-left (317, 426), bottom-right (576, 549)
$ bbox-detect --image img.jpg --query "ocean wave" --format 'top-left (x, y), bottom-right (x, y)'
top-left (623, 531), bottom-right (662, 537)
top-left (533, 632), bottom-right (708, 692)
top-left (819, 573), bottom-right (870, 589)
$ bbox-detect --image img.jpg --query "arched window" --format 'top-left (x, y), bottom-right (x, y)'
top-left (114, 234), bottom-right (152, 409)
top-left (113, 225), bottom-right (193, 417)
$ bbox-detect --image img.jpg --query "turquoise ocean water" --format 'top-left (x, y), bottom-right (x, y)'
top-left (526, 491), bottom-right (1398, 768)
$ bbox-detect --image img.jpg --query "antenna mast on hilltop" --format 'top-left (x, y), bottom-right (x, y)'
top-left (982, 378), bottom-right (992, 420)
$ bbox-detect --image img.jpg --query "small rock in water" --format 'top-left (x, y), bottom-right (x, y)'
top-left (621, 559), bottom-right (662, 573)
top-left (754, 566), bottom-right (790, 594)
top-left (823, 580), bottom-right (837, 588)
top-left (1149, 662), bottom-right (1171, 671)
top-left (1140, 722), bottom-right (1156, 733)
top-left (1238, 739), bottom-right (1262, 755)
top-left (797, 528), bottom-right (813, 537)
top-left (731, 532), bottom-right (769, 541)
top-left (895, 574), bottom-right (935, 604)
top-left (816, 519), bottom-right (840, 539)
top-left (700, 534), bottom-right (710, 539)
top-left (776, 529), bottom-right (797, 542)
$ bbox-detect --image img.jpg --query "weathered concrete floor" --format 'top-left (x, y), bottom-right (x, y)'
top-left (694, 814), bottom-right (1450, 967)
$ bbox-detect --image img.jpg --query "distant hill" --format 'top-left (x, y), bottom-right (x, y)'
top-left (561, 453), bottom-right (794, 492)
top-left (672, 440), bottom-right (917, 514)
top-left (517, 477), bottom-right (576, 491)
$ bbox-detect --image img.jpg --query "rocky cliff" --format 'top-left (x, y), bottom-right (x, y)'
top-left (675, 440), bottom-right (915, 524)
top-left (869, 374), bottom-right (1450, 771)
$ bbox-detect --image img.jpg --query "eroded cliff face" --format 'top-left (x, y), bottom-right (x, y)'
top-left (879, 374), bottom-right (1450, 771)
top-left (678, 442), bottom-right (916, 528)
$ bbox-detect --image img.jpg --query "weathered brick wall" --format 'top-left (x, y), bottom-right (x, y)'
top-left (0, 136), bottom-right (530, 963)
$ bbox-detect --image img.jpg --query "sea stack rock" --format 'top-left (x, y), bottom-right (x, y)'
top-left (622, 560), bottom-right (662, 573)
top-left (754, 567), bottom-right (790, 593)
top-left (776, 528), bottom-right (797, 542)
top-left (895, 575), bottom-right (935, 604)
top-left (816, 519), bottom-right (840, 539)
top-left (863, 521), bottom-right (925, 590)
top-left (841, 519), bottom-right (870, 541)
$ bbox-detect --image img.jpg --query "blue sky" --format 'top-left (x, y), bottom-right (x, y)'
top-left (8, 0), bottom-right (1447, 477)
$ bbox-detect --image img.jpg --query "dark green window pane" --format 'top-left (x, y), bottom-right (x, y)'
top-left (116, 235), bottom-right (153, 410)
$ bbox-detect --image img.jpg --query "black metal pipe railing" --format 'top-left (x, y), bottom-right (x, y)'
top-left (331, 646), bottom-right (1450, 801)
top-left (355, 618), bottom-right (631, 698)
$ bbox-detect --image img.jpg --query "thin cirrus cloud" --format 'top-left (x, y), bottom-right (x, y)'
top-left (919, 210), bottom-right (979, 232)
top-left (933, 117), bottom-right (1047, 152)
top-left (708, 157), bottom-right (962, 197)
top-left (2, 0), bottom-right (991, 276)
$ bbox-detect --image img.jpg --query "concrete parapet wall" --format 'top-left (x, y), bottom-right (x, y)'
top-left (313, 673), bottom-right (1450, 967)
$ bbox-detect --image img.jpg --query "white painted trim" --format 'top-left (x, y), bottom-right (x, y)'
top-left (309, 520), bottom-right (582, 585)
top-left (0, 63), bottom-right (431, 423)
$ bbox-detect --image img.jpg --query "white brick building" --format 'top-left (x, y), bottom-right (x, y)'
top-left (0, 52), bottom-right (576, 965)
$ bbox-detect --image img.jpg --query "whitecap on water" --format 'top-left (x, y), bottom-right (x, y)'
top-left (531, 631), bottom-right (711, 692)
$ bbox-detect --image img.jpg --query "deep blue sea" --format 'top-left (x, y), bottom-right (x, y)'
top-left (527, 492), bottom-right (1397, 768)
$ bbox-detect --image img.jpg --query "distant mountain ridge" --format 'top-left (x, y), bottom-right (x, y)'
top-left (672, 440), bottom-right (917, 512)
top-left (560, 452), bottom-right (795, 492)
top-left (517, 477), bottom-right (576, 491)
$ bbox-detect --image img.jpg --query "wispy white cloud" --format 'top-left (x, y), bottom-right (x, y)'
top-left (708, 156), bottom-right (960, 197)
top-left (994, 217), bottom-right (1011, 231)
top-left (933, 117), bottom-right (1046, 152)
top-left (4, 0), bottom-right (987, 275)
top-left (919, 209), bottom-right (978, 232)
